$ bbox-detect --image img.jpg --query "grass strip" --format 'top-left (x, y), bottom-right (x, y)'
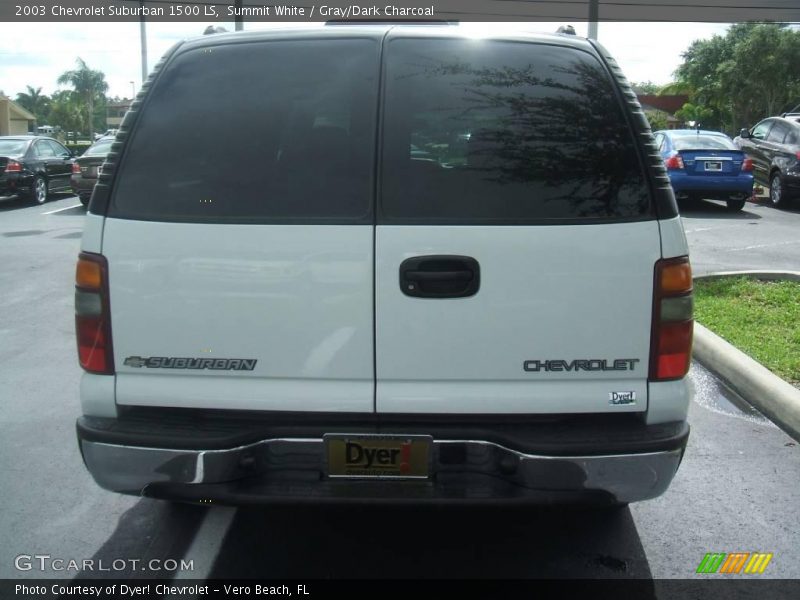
top-left (693, 277), bottom-right (800, 385)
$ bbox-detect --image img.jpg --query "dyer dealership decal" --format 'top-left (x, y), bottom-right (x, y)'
top-left (123, 356), bottom-right (257, 371)
top-left (523, 358), bottom-right (640, 372)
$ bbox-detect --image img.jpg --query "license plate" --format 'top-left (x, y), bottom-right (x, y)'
top-left (325, 434), bottom-right (431, 479)
top-left (705, 161), bottom-right (722, 171)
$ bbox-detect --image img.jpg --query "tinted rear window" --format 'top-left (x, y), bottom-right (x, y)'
top-left (672, 135), bottom-right (737, 151)
top-left (380, 39), bottom-right (651, 224)
top-left (110, 39), bottom-right (379, 223)
top-left (85, 139), bottom-right (113, 156)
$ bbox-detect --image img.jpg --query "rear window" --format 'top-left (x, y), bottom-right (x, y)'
top-left (380, 39), bottom-right (651, 224)
top-left (84, 139), bottom-right (113, 156)
top-left (110, 39), bottom-right (379, 223)
top-left (0, 139), bottom-right (28, 155)
top-left (671, 135), bottom-right (737, 151)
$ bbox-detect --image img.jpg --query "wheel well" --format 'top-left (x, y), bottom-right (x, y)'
top-left (769, 168), bottom-right (782, 181)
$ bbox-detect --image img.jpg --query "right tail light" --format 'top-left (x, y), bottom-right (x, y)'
top-left (650, 256), bottom-right (693, 381)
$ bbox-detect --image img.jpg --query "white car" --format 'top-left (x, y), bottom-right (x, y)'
top-left (75, 24), bottom-right (693, 507)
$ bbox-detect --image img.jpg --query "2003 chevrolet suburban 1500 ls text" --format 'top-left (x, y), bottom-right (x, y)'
top-left (75, 24), bottom-right (693, 507)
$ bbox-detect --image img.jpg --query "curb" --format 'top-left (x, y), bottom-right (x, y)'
top-left (694, 270), bottom-right (800, 283)
top-left (692, 272), bottom-right (800, 441)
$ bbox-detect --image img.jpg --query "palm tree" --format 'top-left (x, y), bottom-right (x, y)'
top-left (15, 85), bottom-right (51, 127)
top-left (57, 58), bottom-right (108, 136)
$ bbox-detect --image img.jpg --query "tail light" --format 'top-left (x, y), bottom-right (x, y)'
top-left (742, 158), bottom-right (753, 171)
top-left (4, 160), bottom-right (22, 173)
top-left (650, 256), bottom-right (693, 381)
top-left (664, 154), bottom-right (684, 170)
top-left (71, 162), bottom-right (81, 174)
top-left (795, 151), bottom-right (800, 160)
top-left (75, 252), bottom-right (114, 374)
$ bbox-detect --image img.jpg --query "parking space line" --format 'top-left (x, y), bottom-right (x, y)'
top-left (172, 506), bottom-right (237, 583)
top-left (42, 203), bottom-right (82, 215)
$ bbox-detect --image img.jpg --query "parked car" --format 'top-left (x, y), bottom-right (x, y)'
top-left (654, 129), bottom-right (754, 212)
top-left (0, 135), bottom-right (74, 204)
top-left (75, 25), bottom-right (692, 508)
top-left (734, 116), bottom-right (800, 208)
top-left (71, 136), bottom-right (114, 206)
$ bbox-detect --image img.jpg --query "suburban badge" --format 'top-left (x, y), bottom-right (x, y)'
top-left (123, 356), bottom-right (257, 371)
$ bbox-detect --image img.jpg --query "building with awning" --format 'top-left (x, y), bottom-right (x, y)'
top-left (0, 94), bottom-right (35, 135)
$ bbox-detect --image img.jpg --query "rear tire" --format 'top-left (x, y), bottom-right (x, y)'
top-left (770, 172), bottom-right (788, 208)
top-left (30, 176), bottom-right (48, 205)
top-left (726, 198), bottom-right (746, 212)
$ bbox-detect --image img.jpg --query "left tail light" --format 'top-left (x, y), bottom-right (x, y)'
top-left (75, 252), bottom-right (114, 374)
top-left (664, 154), bottom-right (685, 170)
top-left (650, 256), bottom-right (693, 381)
top-left (4, 160), bottom-right (22, 173)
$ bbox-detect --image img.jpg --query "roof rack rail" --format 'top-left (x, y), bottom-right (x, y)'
top-left (781, 103), bottom-right (800, 117)
top-left (780, 112), bottom-right (800, 118)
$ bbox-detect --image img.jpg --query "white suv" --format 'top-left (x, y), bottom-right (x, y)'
top-left (75, 25), bottom-right (693, 506)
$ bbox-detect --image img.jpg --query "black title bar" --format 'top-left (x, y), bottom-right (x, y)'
top-left (3, 0), bottom-right (800, 22)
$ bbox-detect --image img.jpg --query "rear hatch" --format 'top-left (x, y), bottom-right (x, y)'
top-left (374, 35), bottom-right (660, 414)
top-left (99, 30), bottom-right (663, 416)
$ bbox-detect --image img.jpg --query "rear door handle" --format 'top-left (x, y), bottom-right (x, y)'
top-left (399, 255), bottom-right (480, 298)
top-left (405, 270), bottom-right (472, 282)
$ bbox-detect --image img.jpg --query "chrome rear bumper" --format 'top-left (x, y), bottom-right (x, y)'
top-left (79, 436), bottom-right (685, 505)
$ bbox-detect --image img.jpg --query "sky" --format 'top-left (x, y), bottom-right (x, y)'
top-left (0, 21), bottom-right (732, 101)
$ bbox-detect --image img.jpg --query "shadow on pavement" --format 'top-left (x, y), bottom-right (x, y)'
top-left (209, 504), bottom-right (656, 584)
top-left (72, 499), bottom-right (207, 580)
top-left (678, 198), bottom-right (762, 219)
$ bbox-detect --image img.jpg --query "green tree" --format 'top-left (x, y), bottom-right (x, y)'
top-left (56, 58), bottom-right (108, 135)
top-left (47, 90), bottom-right (83, 136)
top-left (674, 102), bottom-right (714, 127)
top-left (631, 81), bottom-right (660, 95)
top-left (675, 23), bottom-right (800, 133)
top-left (15, 85), bottom-right (51, 127)
top-left (645, 110), bottom-right (669, 132)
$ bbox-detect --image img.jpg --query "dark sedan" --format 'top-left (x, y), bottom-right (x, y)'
top-left (0, 136), bottom-right (75, 204)
top-left (71, 136), bottom-right (114, 206)
top-left (734, 115), bottom-right (800, 208)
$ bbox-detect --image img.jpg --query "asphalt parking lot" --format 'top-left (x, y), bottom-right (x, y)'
top-left (0, 194), bottom-right (798, 585)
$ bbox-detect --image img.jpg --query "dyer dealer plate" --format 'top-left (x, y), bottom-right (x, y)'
top-left (325, 434), bottom-right (432, 479)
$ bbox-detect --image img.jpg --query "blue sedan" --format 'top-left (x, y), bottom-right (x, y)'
top-left (654, 129), bottom-right (754, 211)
